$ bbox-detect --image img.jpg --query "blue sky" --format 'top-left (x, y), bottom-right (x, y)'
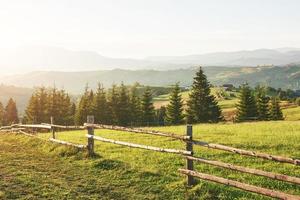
top-left (1, 0), bottom-right (300, 58)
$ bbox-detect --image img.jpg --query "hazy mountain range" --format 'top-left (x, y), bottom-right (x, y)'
top-left (1, 65), bottom-right (300, 94)
top-left (1, 46), bottom-right (300, 74)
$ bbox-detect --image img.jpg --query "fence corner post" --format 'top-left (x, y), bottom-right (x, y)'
top-left (51, 116), bottom-right (55, 139)
top-left (186, 124), bottom-right (194, 186)
top-left (87, 115), bottom-right (95, 157)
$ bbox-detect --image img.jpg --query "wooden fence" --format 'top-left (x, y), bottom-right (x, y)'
top-left (1, 116), bottom-right (300, 199)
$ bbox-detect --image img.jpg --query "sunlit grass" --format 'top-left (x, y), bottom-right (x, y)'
top-left (35, 121), bottom-right (300, 199)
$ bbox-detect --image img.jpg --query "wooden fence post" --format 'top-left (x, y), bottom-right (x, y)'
top-left (186, 124), bottom-right (194, 186)
top-left (87, 115), bottom-right (95, 156)
top-left (51, 116), bottom-right (55, 139)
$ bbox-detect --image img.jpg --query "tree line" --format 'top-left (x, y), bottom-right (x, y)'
top-left (23, 87), bottom-right (75, 124)
top-left (20, 67), bottom-right (222, 126)
top-left (236, 84), bottom-right (283, 121)
top-left (1, 67), bottom-right (285, 127)
top-left (0, 98), bottom-right (19, 126)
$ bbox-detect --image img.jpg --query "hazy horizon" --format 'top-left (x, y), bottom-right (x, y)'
top-left (2, 0), bottom-right (300, 74)
top-left (1, 0), bottom-right (300, 58)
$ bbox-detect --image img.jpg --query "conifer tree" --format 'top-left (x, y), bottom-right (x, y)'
top-left (141, 87), bottom-right (155, 126)
top-left (47, 87), bottom-right (59, 123)
top-left (269, 97), bottom-right (283, 120)
top-left (156, 106), bottom-right (166, 126)
top-left (166, 82), bottom-right (184, 125)
top-left (0, 102), bottom-right (4, 126)
top-left (256, 86), bottom-right (270, 120)
top-left (75, 85), bottom-right (93, 125)
top-left (92, 83), bottom-right (109, 124)
top-left (24, 87), bottom-right (74, 125)
top-left (57, 90), bottom-right (73, 125)
top-left (186, 67), bottom-right (222, 123)
top-left (129, 84), bottom-right (142, 126)
top-left (69, 102), bottom-right (76, 125)
top-left (107, 84), bottom-right (119, 125)
top-left (4, 98), bottom-right (19, 125)
top-left (24, 94), bottom-right (40, 123)
top-left (37, 87), bottom-right (48, 123)
top-left (236, 84), bottom-right (257, 121)
top-left (117, 83), bottom-right (131, 126)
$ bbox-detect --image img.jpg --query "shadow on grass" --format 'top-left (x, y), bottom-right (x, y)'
top-left (93, 159), bottom-right (124, 170)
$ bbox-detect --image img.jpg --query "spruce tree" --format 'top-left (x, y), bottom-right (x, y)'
top-left (166, 82), bottom-right (184, 125)
top-left (256, 86), bottom-right (270, 120)
top-left (186, 67), bottom-right (222, 123)
top-left (37, 87), bottom-right (48, 123)
top-left (269, 97), bottom-right (283, 120)
top-left (4, 98), bottom-right (19, 125)
top-left (69, 102), bottom-right (76, 125)
top-left (236, 84), bottom-right (257, 121)
top-left (116, 83), bottom-right (131, 126)
top-left (141, 87), bottom-right (155, 126)
top-left (107, 84), bottom-right (119, 125)
top-left (57, 90), bottom-right (73, 125)
top-left (47, 87), bottom-right (59, 123)
top-left (0, 102), bottom-right (4, 126)
top-left (75, 85), bottom-right (93, 125)
top-left (25, 87), bottom-right (74, 125)
top-left (156, 106), bottom-right (166, 126)
top-left (129, 84), bottom-right (142, 126)
top-left (25, 94), bottom-right (40, 123)
top-left (92, 83), bottom-right (109, 124)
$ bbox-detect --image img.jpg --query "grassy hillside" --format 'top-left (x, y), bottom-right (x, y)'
top-left (283, 106), bottom-right (300, 121)
top-left (3, 65), bottom-right (300, 93)
top-left (1, 121), bottom-right (300, 199)
top-left (153, 87), bottom-right (238, 110)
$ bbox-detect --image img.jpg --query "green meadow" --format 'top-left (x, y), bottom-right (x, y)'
top-left (1, 120), bottom-right (300, 199)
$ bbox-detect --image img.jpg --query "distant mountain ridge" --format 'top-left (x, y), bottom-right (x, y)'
top-left (0, 84), bottom-right (33, 115)
top-left (1, 65), bottom-right (300, 94)
top-left (146, 48), bottom-right (300, 66)
top-left (2, 46), bottom-right (300, 74)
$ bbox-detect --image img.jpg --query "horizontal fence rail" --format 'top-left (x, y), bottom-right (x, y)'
top-left (18, 130), bottom-right (38, 137)
top-left (49, 138), bottom-right (87, 149)
top-left (1, 117), bottom-right (299, 199)
top-left (186, 156), bottom-right (300, 185)
top-left (42, 123), bottom-right (85, 130)
top-left (179, 169), bottom-right (300, 200)
top-left (11, 124), bottom-right (52, 130)
top-left (193, 140), bottom-right (300, 166)
top-left (84, 123), bottom-right (190, 140)
top-left (86, 134), bottom-right (192, 155)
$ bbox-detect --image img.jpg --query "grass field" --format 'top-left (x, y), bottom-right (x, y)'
top-left (1, 121), bottom-right (300, 199)
top-left (283, 106), bottom-right (300, 121)
top-left (153, 88), bottom-right (300, 122)
top-left (153, 87), bottom-right (238, 110)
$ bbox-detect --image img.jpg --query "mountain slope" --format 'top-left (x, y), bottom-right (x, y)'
top-left (0, 85), bottom-right (33, 114)
top-left (2, 46), bottom-right (300, 74)
top-left (146, 49), bottom-right (300, 66)
top-left (1, 65), bottom-right (300, 94)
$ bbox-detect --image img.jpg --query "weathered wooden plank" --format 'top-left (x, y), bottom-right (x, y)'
top-left (49, 138), bottom-right (87, 149)
top-left (41, 123), bottom-right (85, 130)
top-left (0, 128), bottom-right (25, 132)
top-left (84, 123), bottom-right (190, 140)
top-left (193, 140), bottom-right (300, 166)
top-left (18, 130), bottom-right (39, 137)
top-left (186, 156), bottom-right (300, 185)
top-left (86, 134), bottom-right (192, 155)
top-left (15, 124), bottom-right (52, 129)
top-left (179, 169), bottom-right (300, 200)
